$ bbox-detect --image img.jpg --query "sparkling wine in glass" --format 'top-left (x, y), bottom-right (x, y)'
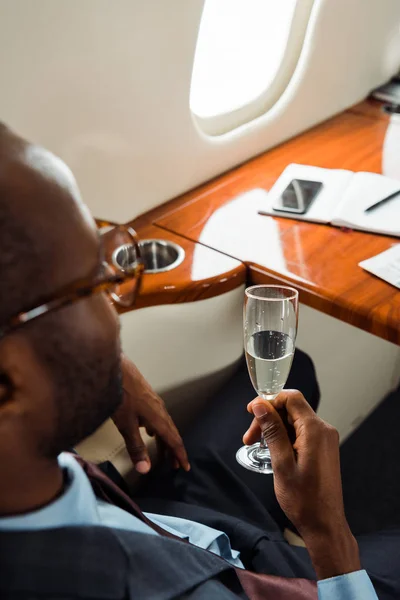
top-left (236, 285), bottom-right (298, 474)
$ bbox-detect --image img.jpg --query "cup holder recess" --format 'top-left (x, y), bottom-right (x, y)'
top-left (113, 239), bottom-right (185, 274)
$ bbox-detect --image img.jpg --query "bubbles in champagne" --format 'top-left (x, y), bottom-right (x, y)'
top-left (245, 331), bottom-right (294, 399)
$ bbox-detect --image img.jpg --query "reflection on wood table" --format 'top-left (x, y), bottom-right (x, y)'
top-left (131, 103), bottom-right (400, 344)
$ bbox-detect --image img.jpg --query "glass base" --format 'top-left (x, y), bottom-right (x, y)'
top-left (236, 443), bottom-right (274, 475)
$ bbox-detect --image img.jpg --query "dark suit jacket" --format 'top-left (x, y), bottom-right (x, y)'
top-left (0, 526), bottom-right (249, 599)
top-left (0, 457), bottom-right (317, 599)
top-left (0, 524), bottom-right (320, 600)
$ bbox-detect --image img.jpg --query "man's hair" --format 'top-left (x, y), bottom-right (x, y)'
top-left (0, 200), bottom-right (52, 328)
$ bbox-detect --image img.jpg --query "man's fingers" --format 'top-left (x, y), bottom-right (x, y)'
top-left (170, 434), bottom-right (191, 472)
top-left (124, 420), bottom-right (151, 474)
top-left (145, 426), bottom-right (155, 437)
top-left (243, 417), bottom-right (261, 445)
top-left (272, 390), bottom-right (315, 422)
top-left (156, 417), bottom-right (191, 472)
top-left (251, 401), bottom-right (295, 474)
top-left (175, 443), bottom-right (191, 472)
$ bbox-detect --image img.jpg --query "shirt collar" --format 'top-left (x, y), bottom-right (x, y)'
top-left (0, 452), bottom-right (101, 530)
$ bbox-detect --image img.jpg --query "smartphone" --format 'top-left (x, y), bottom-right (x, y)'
top-left (272, 179), bottom-right (323, 214)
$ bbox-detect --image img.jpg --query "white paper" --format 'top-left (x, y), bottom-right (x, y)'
top-left (259, 164), bottom-right (353, 224)
top-left (359, 244), bottom-right (400, 289)
top-left (332, 172), bottom-right (400, 237)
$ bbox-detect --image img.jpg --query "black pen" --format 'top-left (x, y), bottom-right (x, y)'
top-left (365, 189), bottom-right (400, 213)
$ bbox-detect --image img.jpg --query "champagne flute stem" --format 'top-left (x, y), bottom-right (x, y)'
top-left (255, 432), bottom-right (271, 463)
top-left (259, 434), bottom-right (268, 450)
top-left (255, 395), bottom-right (276, 462)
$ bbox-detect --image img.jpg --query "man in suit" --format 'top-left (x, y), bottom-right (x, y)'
top-left (0, 123), bottom-right (397, 599)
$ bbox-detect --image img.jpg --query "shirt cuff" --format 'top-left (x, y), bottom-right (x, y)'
top-left (317, 570), bottom-right (378, 599)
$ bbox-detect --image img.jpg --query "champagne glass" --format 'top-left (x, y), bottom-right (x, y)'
top-left (236, 285), bottom-right (298, 474)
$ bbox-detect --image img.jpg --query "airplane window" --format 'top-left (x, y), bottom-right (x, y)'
top-left (190, 0), bottom-right (307, 135)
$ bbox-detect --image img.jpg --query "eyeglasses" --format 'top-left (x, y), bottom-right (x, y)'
top-left (0, 219), bottom-right (144, 340)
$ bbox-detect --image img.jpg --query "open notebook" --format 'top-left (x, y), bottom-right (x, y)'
top-left (261, 164), bottom-right (400, 237)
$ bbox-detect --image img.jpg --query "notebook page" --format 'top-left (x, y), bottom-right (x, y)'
top-left (332, 172), bottom-right (400, 237)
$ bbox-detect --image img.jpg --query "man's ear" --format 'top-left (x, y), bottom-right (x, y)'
top-left (0, 334), bottom-right (36, 413)
top-left (0, 334), bottom-right (53, 416)
top-left (0, 334), bottom-right (55, 458)
top-left (0, 370), bottom-right (13, 405)
top-left (0, 336), bottom-right (21, 412)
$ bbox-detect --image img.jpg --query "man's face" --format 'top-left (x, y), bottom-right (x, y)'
top-left (29, 190), bottom-right (124, 457)
top-left (33, 285), bottom-right (123, 458)
top-left (0, 128), bottom-right (123, 459)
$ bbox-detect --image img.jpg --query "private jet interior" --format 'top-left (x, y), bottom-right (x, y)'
top-left (1, 1), bottom-right (400, 597)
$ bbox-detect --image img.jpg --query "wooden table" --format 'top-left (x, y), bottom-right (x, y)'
top-left (133, 100), bottom-right (400, 344)
top-left (120, 223), bottom-right (245, 311)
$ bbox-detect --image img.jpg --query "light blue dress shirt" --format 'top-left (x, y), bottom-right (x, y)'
top-left (0, 453), bottom-right (378, 600)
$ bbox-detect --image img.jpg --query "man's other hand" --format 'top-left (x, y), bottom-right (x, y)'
top-left (244, 390), bottom-right (361, 580)
top-left (112, 355), bottom-right (190, 475)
